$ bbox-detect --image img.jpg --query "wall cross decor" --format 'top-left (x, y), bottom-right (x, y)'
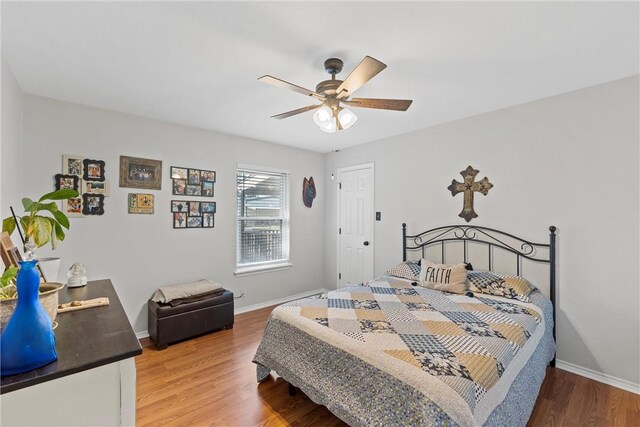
top-left (447, 166), bottom-right (493, 222)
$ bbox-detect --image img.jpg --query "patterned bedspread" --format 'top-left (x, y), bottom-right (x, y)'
top-left (253, 276), bottom-right (554, 426)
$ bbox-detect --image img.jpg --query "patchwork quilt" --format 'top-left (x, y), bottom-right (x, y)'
top-left (253, 276), bottom-right (554, 427)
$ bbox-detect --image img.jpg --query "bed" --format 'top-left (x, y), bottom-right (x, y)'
top-left (253, 224), bottom-right (557, 426)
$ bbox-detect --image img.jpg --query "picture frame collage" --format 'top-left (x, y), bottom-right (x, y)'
top-left (170, 166), bottom-right (216, 229)
top-left (171, 200), bottom-right (216, 229)
top-left (171, 167), bottom-right (216, 197)
top-left (58, 155), bottom-right (109, 217)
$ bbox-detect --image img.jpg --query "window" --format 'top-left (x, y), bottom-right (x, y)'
top-left (236, 165), bottom-right (290, 275)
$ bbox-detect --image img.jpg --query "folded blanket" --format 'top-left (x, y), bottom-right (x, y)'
top-left (151, 279), bottom-right (222, 304)
top-left (168, 289), bottom-right (225, 307)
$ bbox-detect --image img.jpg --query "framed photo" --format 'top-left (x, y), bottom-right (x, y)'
top-left (202, 181), bottom-right (214, 197)
top-left (84, 180), bottom-right (109, 196)
top-left (188, 169), bottom-right (201, 185)
top-left (128, 193), bottom-right (154, 214)
top-left (185, 185), bottom-right (201, 196)
top-left (188, 201), bottom-right (201, 217)
top-left (62, 197), bottom-right (84, 218)
top-left (172, 179), bottom-right (186, 195)
top-left (83, 159), bottom-right (106, 182)
top-left (173, 213), bottom-right (187, 228)
top-left (200, 170), bottom-right (216, 183)
top-left (55, 174), bottom-right (80, 191)
top-left (170, 167), bottom-right (188, 180)
top-left (119, 156), bottom-right (162, 190)
top-left (62, 154), bottom-right (84, 177)
top-left (202, 213), bottom-right (215, 228)
top-left (201, 202), bottom-right (216, 213)
top-left (82, 194), bottom-right (105, 215)
top-left (187, 217), bottom-right (202, 228)
top-left (171, 200), bottom-right (189, 213)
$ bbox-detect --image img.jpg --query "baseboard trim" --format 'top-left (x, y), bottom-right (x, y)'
top-left (233, 288), bottom-right (329, 315)
top-left (556, 359), bottom-right (640, 395)
top-left (134, 288), bottom-right (329, 341)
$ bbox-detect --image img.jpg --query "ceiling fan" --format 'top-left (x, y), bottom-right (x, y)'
top-left (258, 56), bottom-right (413, 133)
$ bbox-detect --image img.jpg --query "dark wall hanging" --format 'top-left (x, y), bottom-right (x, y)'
top-left (171, 200), bottom-right (215, 229)
top-left (171, 166), bottom-right (215, 197)
top-left (302, 176), bottom-right (316, 208)
top-left (120, 156), bottom-right (162, 190)
top-left (82, 193), bottom-right (105, 215)
top-left (447, 166), bottom-right (493, 222)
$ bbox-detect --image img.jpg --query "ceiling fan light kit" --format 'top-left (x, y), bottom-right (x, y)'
top-left (259, 56), bottom-right (412, 133)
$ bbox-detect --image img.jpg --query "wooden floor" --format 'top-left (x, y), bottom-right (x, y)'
top-left (137, 306), bottom-right (640, 426)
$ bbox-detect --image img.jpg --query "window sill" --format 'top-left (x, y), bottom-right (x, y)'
top-left (234, 262), bottom-right (293, 277)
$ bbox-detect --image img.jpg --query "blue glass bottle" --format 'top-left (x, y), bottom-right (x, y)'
top-left (1, 260), bottom-right (57, 376)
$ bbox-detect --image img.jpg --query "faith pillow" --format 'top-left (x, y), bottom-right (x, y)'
top-left (418, 259), bottom-right (468, 294)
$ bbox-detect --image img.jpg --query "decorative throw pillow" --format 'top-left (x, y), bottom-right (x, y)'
top-left (467, 271), bottom-right (535, 302)
top-left (418, 260), bottom-right (468, 294)
top-left (386, 261), bottom-right (421, 281)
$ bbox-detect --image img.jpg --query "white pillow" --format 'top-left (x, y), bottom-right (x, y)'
top-left (419, 259), bottom-right (468, 295)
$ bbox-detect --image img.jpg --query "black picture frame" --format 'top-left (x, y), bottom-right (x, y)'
top-left (83, 159), bottom-right (106, 182)
top-left (173, 212), bottom-right (187, 229)
top-left (82, 193), bottom-right (105, 215)
top-left (54, 174), bottom-right (80, 191)
top-left (171, 200), bottom-right (189, 213)
top-left (171, 199), bottom-right (215, 229)
top-left (202, 213), bottom-right (215, 228)
top-left (200, 170), bottom-right (216, 183)
top-left (171, 166), bottom-right (215, 198)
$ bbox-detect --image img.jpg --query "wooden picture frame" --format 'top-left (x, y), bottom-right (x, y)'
top-left (119, 156), bottom-right (162, 190)
top-left (82, 193), bottom-right (105, 215)
top-left (0, 231), bottom-right (21, 269)
top-left (83, 159), bottom-right (106, 182)
top-left (128, 193), bottom-right (154, 214)
top-left (55, 174), bottom-right (80, 192)
top-left (62, 154), bottom-right (84, 177)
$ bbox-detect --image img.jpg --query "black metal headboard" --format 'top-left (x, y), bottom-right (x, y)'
top-left (402, 223), bottom-right (557, 366)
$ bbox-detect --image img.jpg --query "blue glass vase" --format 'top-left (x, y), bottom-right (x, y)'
top-left (1, 260), bottom-right (57, 376)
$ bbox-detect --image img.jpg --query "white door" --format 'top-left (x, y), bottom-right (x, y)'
top-left (338, 164), bottom-right (374, 287)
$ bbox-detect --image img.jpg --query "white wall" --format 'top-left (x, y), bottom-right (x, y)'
top-left (1, 55), bottom-right (24, 215)
top-left (22, 95), bottom-right (326, 333)
top-left (324, 76), bottom-right (640, 387)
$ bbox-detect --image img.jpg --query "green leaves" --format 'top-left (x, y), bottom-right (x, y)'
top-left (2, 217), bottom-right (16, 235)
top-left (31, 216), bottom-right (53, 247)
top-left (0, 267), bottom-right (18, 288)
top-left (3, 189), bottom-right (77, 251)
top-left (39, 189), bottom-right (79, 202)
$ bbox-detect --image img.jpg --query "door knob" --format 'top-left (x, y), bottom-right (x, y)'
top-left (363, 241), bottom-right (370, 246)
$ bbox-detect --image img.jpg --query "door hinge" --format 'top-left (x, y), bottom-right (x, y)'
top-left (339, 182), bottom-right (342, 189)
top-left (339, 228), bottom-right (342, 234)
top-left (339, 273), bottom-right (342, 280)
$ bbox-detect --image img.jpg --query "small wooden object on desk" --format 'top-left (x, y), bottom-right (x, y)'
top-left (58, 297), bottom-right (109, 313)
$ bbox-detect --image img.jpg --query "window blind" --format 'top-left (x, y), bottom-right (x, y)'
top-left (236, 168), bottom-right (289, 266)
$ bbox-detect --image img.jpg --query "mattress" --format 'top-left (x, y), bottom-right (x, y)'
top-left (253, 275), bottom-right (555, 426)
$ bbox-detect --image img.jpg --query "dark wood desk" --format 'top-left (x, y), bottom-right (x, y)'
top-left (1, 279), bottom-right (142, 394)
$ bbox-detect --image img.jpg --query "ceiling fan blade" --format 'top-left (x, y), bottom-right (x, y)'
top-left (336, 56), bottom-right (387, 99)
top-left (343, 98), bottom-right (413, 111)
top-left (258, 75), bottom-right (324, 100)
top-left (270, 104), bottom-right (322, 120)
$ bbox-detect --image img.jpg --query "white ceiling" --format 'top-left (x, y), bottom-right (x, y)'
top-left (2, 2), bottom-right (638, 153)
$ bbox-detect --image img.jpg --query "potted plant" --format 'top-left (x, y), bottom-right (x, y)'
top-left (0, 189), bottom-right (78, 327)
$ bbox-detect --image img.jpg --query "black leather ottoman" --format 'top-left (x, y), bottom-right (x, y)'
top-left (148, 290), bottom-right (234, 350)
